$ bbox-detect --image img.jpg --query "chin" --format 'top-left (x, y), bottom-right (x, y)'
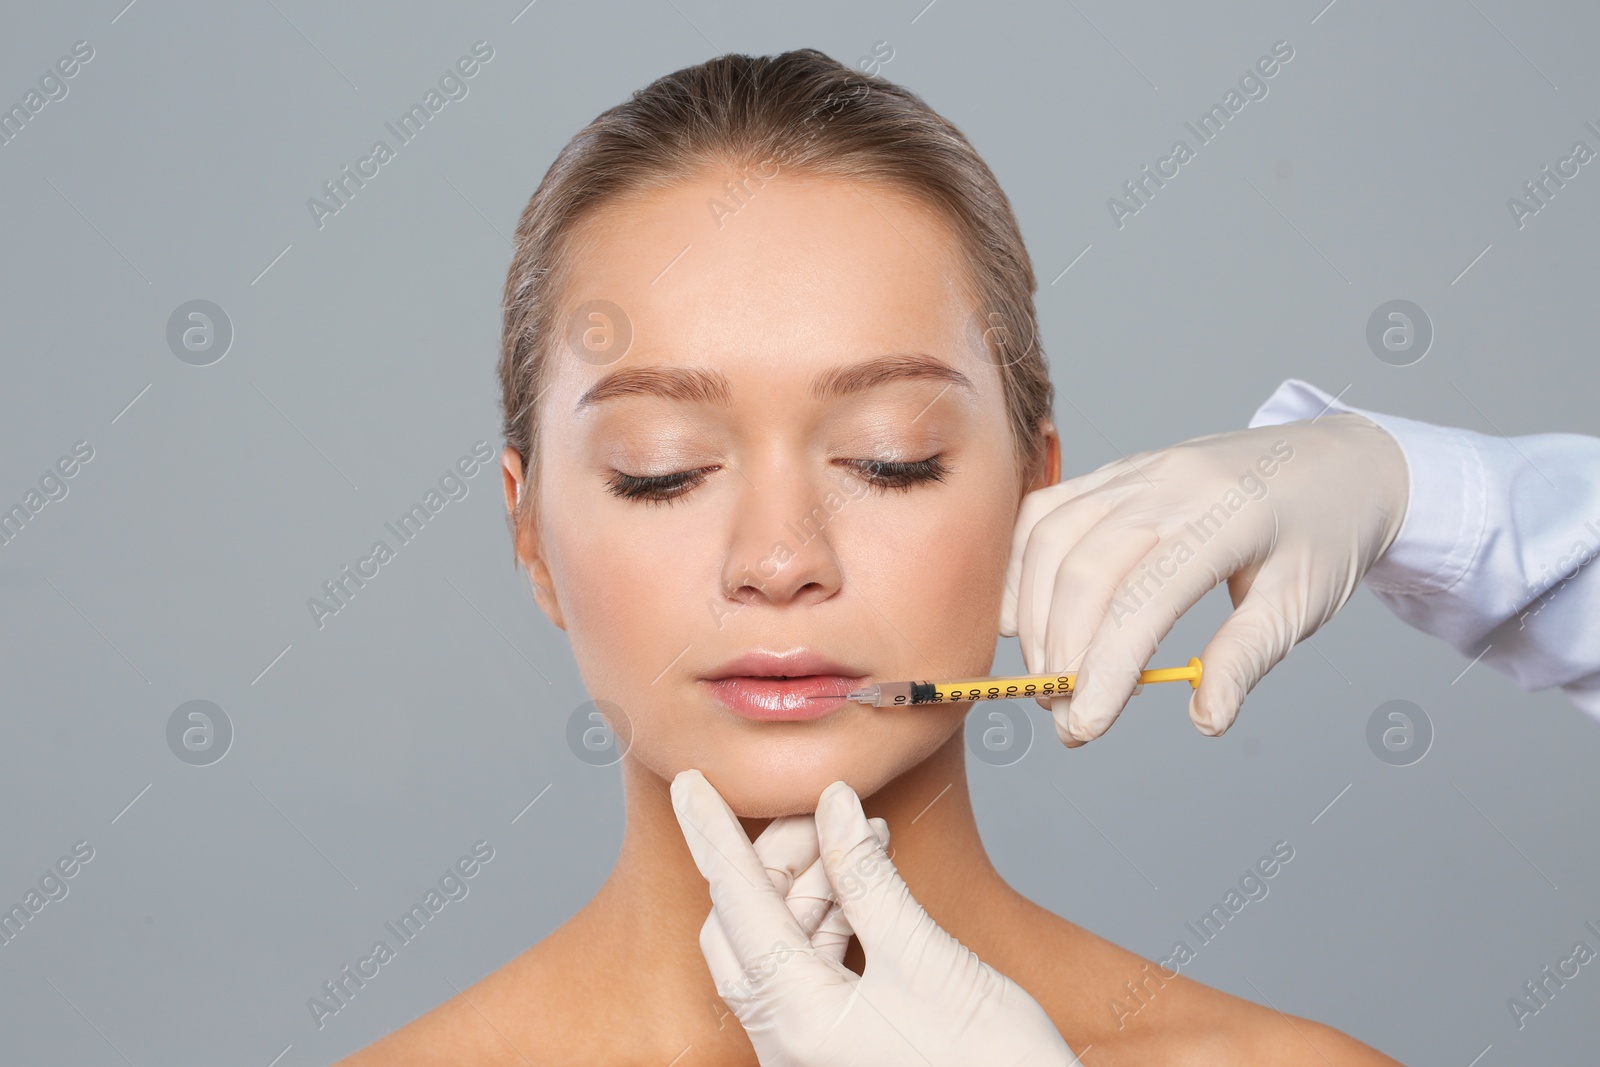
top-left (660, 718), bottom-right (962, 818)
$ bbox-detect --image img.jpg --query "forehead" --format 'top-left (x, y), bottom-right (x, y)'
top-left (555, 173), bottom-right (980, 378)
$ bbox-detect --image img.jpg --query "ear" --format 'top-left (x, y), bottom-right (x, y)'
top-left (1026, 418), bottom-right (1061, 493)
top-left (501, 446), bottom-right (566, 631)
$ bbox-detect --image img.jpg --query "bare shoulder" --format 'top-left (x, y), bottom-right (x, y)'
top-left (986, 894), bottom-right (1401, 1065)
top-left (1110, 1004), bottom-right (1405, 1066)
top-left (334, 925), bottom-right (601, 1067)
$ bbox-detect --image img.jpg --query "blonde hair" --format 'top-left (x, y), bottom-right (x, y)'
top-left (498, 47), bottom-right (1053, 542)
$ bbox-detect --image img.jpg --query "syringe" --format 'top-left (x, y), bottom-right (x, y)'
top-left (809, 658), bottom-right (1203, 708)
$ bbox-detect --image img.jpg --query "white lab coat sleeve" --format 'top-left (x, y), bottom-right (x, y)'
top-left (1246, 378), bottom-right (1600, 722)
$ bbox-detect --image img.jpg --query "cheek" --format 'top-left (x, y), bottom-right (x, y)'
top-left (878, 491), bottom-right (1015, 666)
top-left (550, 519), bottom-right (695, 681)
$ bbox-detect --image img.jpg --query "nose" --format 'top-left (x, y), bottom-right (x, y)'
top-left (717, 456), bottom-right (849, 614)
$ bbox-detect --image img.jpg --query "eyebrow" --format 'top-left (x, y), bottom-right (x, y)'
top-left (573, 352), bottom-right (975, 411)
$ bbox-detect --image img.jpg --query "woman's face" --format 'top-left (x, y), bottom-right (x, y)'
top-left (504, 169), bottom-right (1055, 816)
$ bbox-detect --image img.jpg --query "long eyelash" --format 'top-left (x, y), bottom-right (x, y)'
top-left (849, 455), bottom-right (950, 493)
top-left (605, 468), bottom-right (712, 506)
top-left (605, 456), bottom-right (950, 506)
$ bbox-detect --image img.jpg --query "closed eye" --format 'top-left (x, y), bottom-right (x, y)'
top-left (605, 455), bottom-right (950, 506)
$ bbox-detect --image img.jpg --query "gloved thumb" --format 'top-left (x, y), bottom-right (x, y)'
top-left (814, 781), bottom-right (967, 979)
top-left (1189, 588), bottom-right (1297, 735)
top-left (804, 816), bottom-right (890, 961)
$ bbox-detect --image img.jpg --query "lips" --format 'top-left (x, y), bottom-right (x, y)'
top-left (700, 649), bottom-right (868, 722)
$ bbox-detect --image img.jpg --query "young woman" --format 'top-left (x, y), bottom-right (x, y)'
top-left (344, 49), bottom-right (1400, 1065)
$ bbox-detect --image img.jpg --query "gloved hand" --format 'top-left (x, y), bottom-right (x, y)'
top-left (999, 414), bottom-right (1408, 745)
top-left (671, 769), bottom-right (1078, 1066)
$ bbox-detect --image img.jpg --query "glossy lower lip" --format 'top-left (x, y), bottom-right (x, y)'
top-left (702, 676), bottom-right (864, 721)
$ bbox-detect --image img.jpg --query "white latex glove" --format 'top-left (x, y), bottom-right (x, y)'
top-left (671, 769), bottom-right (1078, 1066)
top-left (999, 414), bottom-right (1408, 745)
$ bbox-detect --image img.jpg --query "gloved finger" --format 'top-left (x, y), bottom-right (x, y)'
top-left (750, 813), bottom-right (823, 895)
top-left (1019, 507), bottom-right (1160, 735)
top-left (815, 781), bottom-right (974, 991)
top-left (697, 814), bottom-right (823, 984)
top-left (800, 816), bottom-right (889, 962)
top-left (999, 463), bottom-right (1131, 640)
top-left (1011, 494), bottom-right (1135, 674)
top-left (1059, 523), bottom-right (1265, 743)
top-left (1038, 513), bottom-right (1156, 739)
top-left (671, 770), bottom-right (825, 993)
top-left (1031, 517), bottom-right (1163, 711)
top-left (1188, 569), bottom-right (1307, 736)
top-left (698, 816), bottom-right (890, 999)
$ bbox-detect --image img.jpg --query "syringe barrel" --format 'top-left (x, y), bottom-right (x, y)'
top-left (865, 681), bottom-right (919, 706)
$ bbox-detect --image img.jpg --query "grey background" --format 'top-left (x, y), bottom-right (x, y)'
top-left (2, 0), bottom-right (1596, 1063)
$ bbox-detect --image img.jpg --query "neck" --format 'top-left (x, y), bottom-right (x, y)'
top-left (594, 730), bottom-right (1011, 995)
